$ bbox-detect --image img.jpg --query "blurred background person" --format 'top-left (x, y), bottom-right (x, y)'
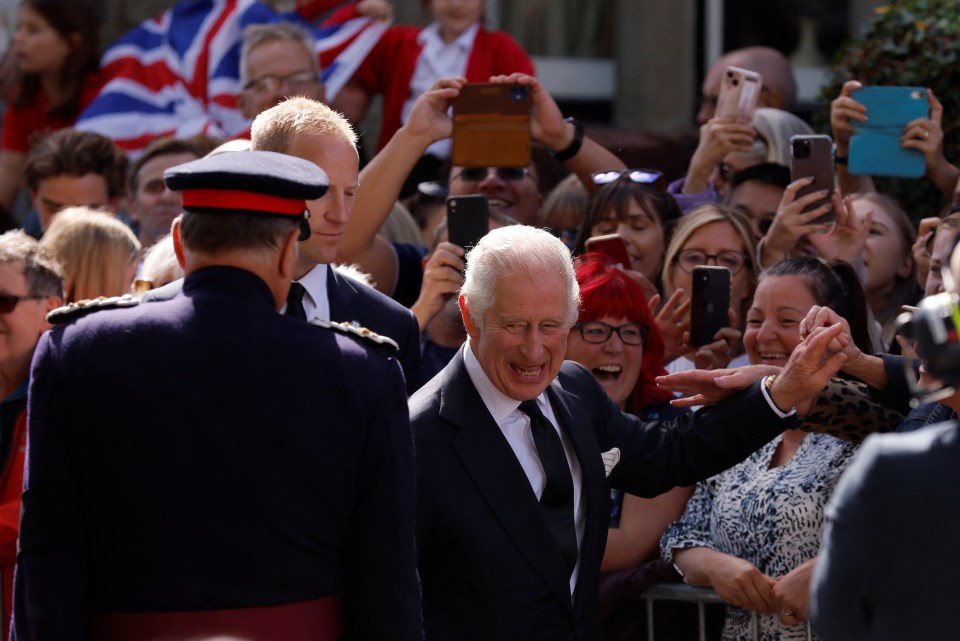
top-left (39, 206), bottom-right (139, 302)
top-left (0, 230), bottom-right (62, 641)
top-left (133, 233), bottom-right (183, 295)
top-left (0, 0), bottom-right (102, 217)
top-left (573, 169), bottom-right (680, 300)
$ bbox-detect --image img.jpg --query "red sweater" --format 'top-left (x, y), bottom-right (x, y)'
top-left (350, 24), bottom-right (534, 150)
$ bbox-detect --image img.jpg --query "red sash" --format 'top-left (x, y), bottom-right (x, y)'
top-left (91, 595), bottom-right (343, 641)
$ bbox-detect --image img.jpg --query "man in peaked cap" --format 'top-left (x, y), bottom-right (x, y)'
top-left (12, 151), bottom-right (422, 641)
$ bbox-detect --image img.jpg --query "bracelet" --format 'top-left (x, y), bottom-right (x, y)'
top-left (834, 155), bottom-right (848, 165)
top-left (551, 117), bottom-right (584, 161)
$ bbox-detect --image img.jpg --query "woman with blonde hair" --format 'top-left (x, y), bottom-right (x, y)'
top-left (659, 204), bottom-right (758, 372)
top-left (40, 207), bottom-right (140, 302)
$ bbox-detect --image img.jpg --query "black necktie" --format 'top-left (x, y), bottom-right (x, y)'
top-left (519, 399), bottom-right (578, 573)
top-left (285, 282), bottom-right (307, 321)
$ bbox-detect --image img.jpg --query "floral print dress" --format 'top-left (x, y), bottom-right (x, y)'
top-left (661, 431), bottom-right (858, 641)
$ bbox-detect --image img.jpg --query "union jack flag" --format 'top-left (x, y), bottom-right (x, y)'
top-left (75, 0), bottom-right (388, 155)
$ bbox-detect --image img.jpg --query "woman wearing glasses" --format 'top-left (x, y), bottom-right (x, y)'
top-left (661, 204), bottom-right (758, 372)
top-left (568, 254), bottom-right (697, 640)
top-left (573, 169), bottom-right (681, 300)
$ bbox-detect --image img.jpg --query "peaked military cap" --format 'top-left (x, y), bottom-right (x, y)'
top-left (164, 150), bottom-right (328, 219)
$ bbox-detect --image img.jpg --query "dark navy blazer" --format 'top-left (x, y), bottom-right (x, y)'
top-left (14, 266), bottom-right (421, 641)
top-left (141, 267), bottom-right (422, 394)
top-left (409, 350), bottom-right (794, 641)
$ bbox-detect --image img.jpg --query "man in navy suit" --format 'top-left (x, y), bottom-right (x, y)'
top-left (13, 151), bottom-right (421, 641)
top-left (250, 96), bottom-right (421, 392)
top-left (409, 225), bottom-right (846, 641)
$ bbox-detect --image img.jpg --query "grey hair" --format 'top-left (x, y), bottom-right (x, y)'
top-left (240, 22), bottom-right (319, 87)
top-left (461, 226), bottom-right (580, 328)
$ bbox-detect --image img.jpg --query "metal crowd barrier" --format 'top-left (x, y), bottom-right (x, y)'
top-left (641, 582), bottom-right (812, 641)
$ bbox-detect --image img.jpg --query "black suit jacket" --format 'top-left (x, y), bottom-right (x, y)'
top-left (141, 267), bottom-right (422, 393)
top-left (409, 350), bottom-right (795, 641)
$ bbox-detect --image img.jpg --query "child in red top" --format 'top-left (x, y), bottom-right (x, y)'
top-left (0, 0), bottom-right (102, 212)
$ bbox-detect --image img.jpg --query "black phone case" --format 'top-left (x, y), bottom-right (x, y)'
top-left (446, 195), bottom-right (490, 251)
top-left (690, 266), bottom-right (731, 347)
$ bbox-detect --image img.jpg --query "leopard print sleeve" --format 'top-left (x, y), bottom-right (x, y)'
top-left (797, 377), bottom-right (905, 444)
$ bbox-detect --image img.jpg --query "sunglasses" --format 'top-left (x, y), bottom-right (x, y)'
top-left (591, 168), bottom-right (665, 189)
top-left (455, 167), bottom-right (531, 183)
top-left (0, 294), bottom-right (42, 314)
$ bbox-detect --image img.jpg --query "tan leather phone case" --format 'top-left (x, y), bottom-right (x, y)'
top-left (452, 83), bottom-right (531, 168)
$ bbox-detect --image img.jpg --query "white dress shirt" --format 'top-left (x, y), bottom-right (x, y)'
top-left (282, 263), bottom-right (330, 322)
top-left (463, 343), bottom-right (585, 596)
top-left (402, 21), bottom-right (480, 159)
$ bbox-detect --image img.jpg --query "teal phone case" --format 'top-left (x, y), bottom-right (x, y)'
top-left (849, 86), bottom-right (928, 178)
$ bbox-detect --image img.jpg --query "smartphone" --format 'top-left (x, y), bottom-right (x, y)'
top-left (790, 134), bottom-right (836, 225)
top-left (690, 266), bottom-right (731, 347)
top-left (446, 194), bottom-right (489, 252)
top-left (452, 83), bottom-right (532, 168)
top-left (849, 86), bottom-right (928, 178)
top-left (715, 66), bottom-right (762, 123)
top-left (584, 234), bottom-right (632, 270)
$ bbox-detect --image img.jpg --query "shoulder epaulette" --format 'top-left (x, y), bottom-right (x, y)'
top-left (309, 318), bottom-right (400, 356)
top-left (46, 294), bottom-right (140, 325)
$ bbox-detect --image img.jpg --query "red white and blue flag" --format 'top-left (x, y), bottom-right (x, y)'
top-left (75, 0), bottom-right (388, 155)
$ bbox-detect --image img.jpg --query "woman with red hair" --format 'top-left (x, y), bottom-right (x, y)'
top-left (567, 253), bottom-right (692, 563)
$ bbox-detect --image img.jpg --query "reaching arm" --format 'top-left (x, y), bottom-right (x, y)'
top-left (337, 78), bottom-right (463, 294)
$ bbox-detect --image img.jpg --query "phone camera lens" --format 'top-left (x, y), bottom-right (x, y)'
top-left (732, 79), bottom-right (739, 87)
top-left (793, 139), bottom-right (812, 159)
top-left (510, 86), bottom-right (526, 102)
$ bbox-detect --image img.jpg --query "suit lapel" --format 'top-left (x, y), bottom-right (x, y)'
top-left (440, 353), bottom-right (574, 609)
top-left (326, 267), bottom-right (355, 322)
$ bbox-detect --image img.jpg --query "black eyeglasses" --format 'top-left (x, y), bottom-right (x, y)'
top-left (0, 294), bottom-right (42, 314)
top-left (574, 321), bottom-right (648, 346)
top-left (455, 167), bottom-right (532, 183)
top-left (675, 249), bottom-right (749, 275)
top-left (591, 168), bottom-right (664, 189)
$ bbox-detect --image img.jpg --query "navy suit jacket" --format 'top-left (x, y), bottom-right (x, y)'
top-left (409, 350), bottom-right (794, 641)
top-left (142, 266), bottom-right (422, 393)
top-left (14, 267), bottom-right (421, 641)
top-left (811, 422), bottom-right (960, 641)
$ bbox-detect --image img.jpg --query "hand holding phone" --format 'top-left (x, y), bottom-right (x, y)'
top-left (789, 134), bottom-right (836, 225)
top-left (715, 66), bottom-right (762, 123)
top-left (446, 194), bottom-right (489, 252)
top-left (690, 266), bottom-right (731, 347)
top-left (452, 83), bottom-right (532, 168)
top-left (849, 86), bottom-right (928, 177)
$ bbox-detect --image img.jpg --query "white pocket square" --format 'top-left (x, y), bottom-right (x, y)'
top-left (601, 448), bottom-right (620, 478)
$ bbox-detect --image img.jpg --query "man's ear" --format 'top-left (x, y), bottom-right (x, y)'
top-left (278, 227), bottom-right (300, 280)
top-left (459, 294), bottom-right (478, 338)
top-left (171, 216), bottom-right (186, 269)
top-left (38, 295), bottom-right (63, 332)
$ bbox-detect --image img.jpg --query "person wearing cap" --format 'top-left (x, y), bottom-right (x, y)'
top-left (250, 96), bottom-right (422, 393)
top-left (12, 151), bottom-right (421, 641)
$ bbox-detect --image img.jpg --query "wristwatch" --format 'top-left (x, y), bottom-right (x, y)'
top-left (551, 117), bottom-right (584, 161)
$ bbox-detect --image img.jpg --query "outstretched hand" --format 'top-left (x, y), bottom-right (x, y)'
top-left (656, 364), bottom-right (780, 408)
top-left (769, 323), bottom-right (848, 411)
top-left (403, 76), bottom-right (465, 143)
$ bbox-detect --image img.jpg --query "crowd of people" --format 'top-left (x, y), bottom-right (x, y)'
top-left (0, 1), bottom-right (953, 641)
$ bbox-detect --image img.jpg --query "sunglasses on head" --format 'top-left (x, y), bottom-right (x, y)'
top-left (591, 168), bottom-right (665, 189)
top-left (0, 294), bottom-right (41, 314)
top-left (455, 167), bottom-right (531, 183)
